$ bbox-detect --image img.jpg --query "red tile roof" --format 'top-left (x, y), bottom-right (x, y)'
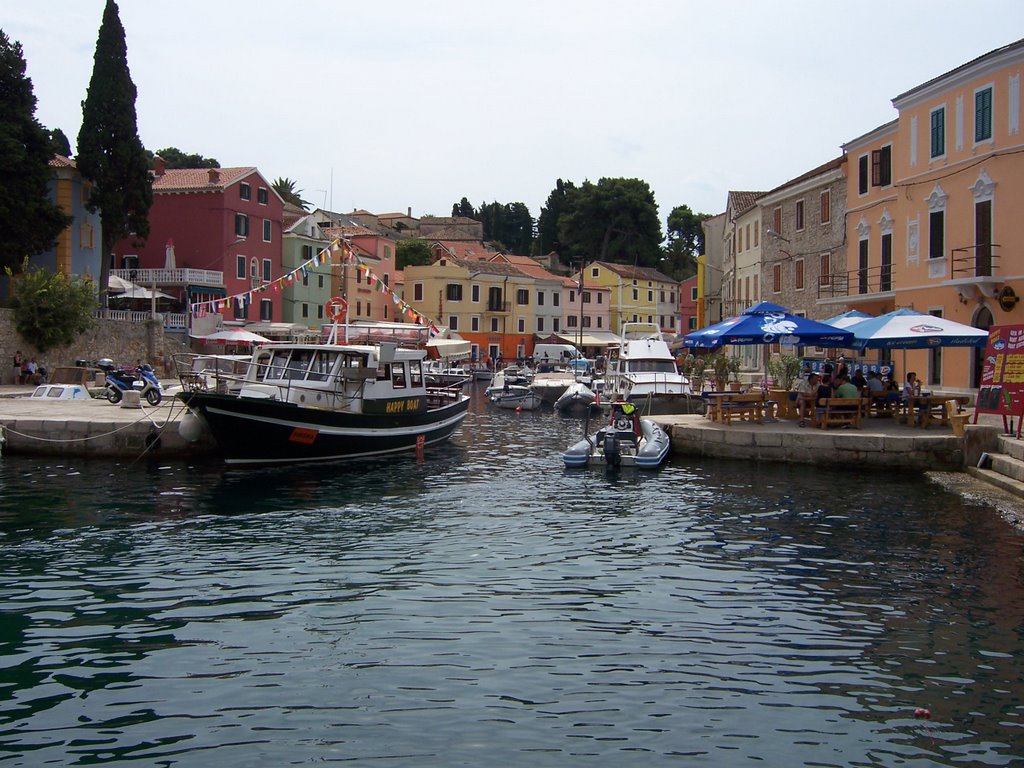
top-left (152, 167), bottom-right (255, 193)
top-left (593, 261), bottom-right (676, 283)
top-left (49, 154), bottom-right (76, 169)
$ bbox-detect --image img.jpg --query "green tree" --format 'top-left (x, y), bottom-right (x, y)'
top-left (48, 127), bottom-right (71, 156)
top-left (451, 197), bottom-right (474, 217)
top-left (557, 178), bottom-right (662, 267)
top-left (76, 0), bottom-right (152, 307)
top-left (272, 177), bottom-right (309, 208)
top-left (536, 178), bottom-right (575, 255)
top-left (662, 204), bottom-right (711, 280)
top-left (0, 30), bottom-right (72, 274)
top-left (6, 258), bottom-right (95, 351)
top-left (396, 239), bottom-right (433, 270)
top-left (150, 146), bottom-right (219, 169)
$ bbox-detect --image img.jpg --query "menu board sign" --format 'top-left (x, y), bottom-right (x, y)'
top-left (976, 324), bottom-right (1024, 418)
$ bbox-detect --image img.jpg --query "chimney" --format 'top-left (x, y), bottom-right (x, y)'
top-left (208, 168), bottom-right (220, 184)
top-left (153, 155), bottom-right (166, 177)
top-left (407, 206), bottom-right (412, 218)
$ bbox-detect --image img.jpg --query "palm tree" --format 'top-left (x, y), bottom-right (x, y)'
top-left (272, 177), bottom-right (309, 209)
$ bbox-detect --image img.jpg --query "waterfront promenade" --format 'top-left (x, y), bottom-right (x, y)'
top-left (0, 381), bottom-right (1005, 471)
top-left (0, 383), bottom-right (212, 459)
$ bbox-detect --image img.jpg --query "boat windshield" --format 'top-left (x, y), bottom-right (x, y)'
top-left (627, 361), bottom-right (677, 374)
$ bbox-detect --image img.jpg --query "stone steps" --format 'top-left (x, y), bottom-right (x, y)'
top-left (969, 434), bottom-right (1024, 500)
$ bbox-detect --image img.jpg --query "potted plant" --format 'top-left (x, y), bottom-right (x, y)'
top-left (767, 353), bottom-right (802, 418)
top-left (709, 351), bottom-right (732, 391)
top-left (727, 355), bottom-right (743, 391)
top-left (691, 355), bottom-right (707, 391)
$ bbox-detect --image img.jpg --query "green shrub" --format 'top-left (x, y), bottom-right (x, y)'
top-left (6, 258), bottom-right (96, 352)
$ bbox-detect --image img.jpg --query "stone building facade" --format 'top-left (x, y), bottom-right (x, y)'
top-left (758, 156), bottom-right (849, 323)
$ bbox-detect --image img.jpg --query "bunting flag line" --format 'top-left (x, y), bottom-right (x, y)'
top-left (187, 237), bottom-right (446, 334)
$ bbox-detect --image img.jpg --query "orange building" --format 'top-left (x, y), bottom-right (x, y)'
top-left (840, 39), bottom-right (1024, 395)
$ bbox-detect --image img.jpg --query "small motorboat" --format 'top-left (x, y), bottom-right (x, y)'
top-left (490, 384), bottom-right (542, 410)
top-left (562, 402), bottom-right (671, 469)
top-left (553, 381), bottom-right (599, 412)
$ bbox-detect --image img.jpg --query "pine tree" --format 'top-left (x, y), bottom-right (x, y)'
top-left (76, 0), bottom-right (152, 306)
top-left (0, 30), bottom-right (72, 273)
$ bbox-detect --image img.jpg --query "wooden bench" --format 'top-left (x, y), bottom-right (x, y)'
top-left (945, 399), bottom-right (970, 436)
top-left (816, 397), bottom-right (862, 429)
top-left (719, 392), bottom-right (768, 425)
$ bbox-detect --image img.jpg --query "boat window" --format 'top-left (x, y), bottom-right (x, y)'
top-left (286, 351), bottom-right (313, 379)
top-left (409, 360), bottom-right (423, 387)
top-left (628, 361), bottom-right (677, 374)
top-left (253, 351), bottom-right (276, 381)
top-left (258, 352), bottom-right (286, 382)
top-left (392, 362), bottom-right (407, 389)
top-left (307, 351), bottom-right (337, 381)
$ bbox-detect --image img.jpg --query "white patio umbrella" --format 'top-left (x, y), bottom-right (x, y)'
top-left (845, 309), bottom-right (988, 350)
top-left (197, 329), bottom-right (271, 346)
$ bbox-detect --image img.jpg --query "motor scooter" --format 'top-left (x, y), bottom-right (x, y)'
top-left (98, 359), bottom-right (163, 405)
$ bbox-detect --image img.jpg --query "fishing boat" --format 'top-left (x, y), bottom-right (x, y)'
top-left (603, 322), bottom-right (699, 414)
top-left (490, 384), bottom-right (542, 410)
top-left (562, 402), bottom-right (671, 469)
top-left (176, 323), bottom-right (470, 465)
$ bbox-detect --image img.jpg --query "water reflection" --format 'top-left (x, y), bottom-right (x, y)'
top-left (0, 384), bottom-right (1022, 765)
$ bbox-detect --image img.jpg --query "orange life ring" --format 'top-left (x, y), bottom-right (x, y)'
top-left (326, 296), bottom-right (348, 321)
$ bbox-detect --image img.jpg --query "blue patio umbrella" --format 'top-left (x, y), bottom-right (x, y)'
top-left (682, 301), bottom-right (854, 349)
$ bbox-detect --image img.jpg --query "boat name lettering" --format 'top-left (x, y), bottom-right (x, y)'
top-left (385, 398), bottom-right (420, 414)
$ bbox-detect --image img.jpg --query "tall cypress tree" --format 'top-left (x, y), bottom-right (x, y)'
top-left (76, 0), bottom-right (151, 306)
top-left (0, 30), bottom-right (71, 273)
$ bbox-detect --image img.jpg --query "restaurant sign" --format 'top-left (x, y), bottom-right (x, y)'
top-left (976, 324), bottom-right (1024, 428)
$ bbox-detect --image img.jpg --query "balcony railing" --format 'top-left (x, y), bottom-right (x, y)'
top-left (94, 309), bottom-right (188, 329)
top-left (485, 301), bottom-right (511, 313)
top-left (820, 263), bottom-right (894, 299)
top-left (112, 268), bottom-right (224, 286)
top-left (950, 243), bottom-right (1000, 279)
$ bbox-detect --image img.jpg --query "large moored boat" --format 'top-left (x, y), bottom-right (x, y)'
top-left (603, 322), bottom-right (698, 414)
top-left (177, 323), bottom-right (469, 465)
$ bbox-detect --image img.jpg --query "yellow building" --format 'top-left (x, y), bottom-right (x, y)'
top-left (403, 255), bottom-right (535, 362)
top-left (841, 38), bottom-right (1024, 394)
top-left (585, 261), bottom-right (679, 335)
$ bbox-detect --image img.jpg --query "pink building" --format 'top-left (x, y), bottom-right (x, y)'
top-left (112, 160), bottom-right (285, 322)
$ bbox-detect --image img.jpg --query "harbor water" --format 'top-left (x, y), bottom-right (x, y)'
top-left (1, 387), bottom-right (1023, 766)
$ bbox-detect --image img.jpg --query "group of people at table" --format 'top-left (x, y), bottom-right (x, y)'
top-left (790, 359), bottom-right (929, 427)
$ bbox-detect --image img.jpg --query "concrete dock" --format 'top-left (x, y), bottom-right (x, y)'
top-left (652, 411), bottom-right (1001, 471)
top-left (0, 386), bottom-right (215, 459)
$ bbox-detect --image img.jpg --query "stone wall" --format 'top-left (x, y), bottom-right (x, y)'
top-left (0, 308), bottom-right (191, 384)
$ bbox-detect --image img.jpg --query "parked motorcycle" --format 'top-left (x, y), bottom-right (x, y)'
top-left (97, 359), bottom-right (163, 405)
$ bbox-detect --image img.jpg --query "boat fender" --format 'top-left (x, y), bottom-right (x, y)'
top-left (178, 411), bottom-right (207, 443)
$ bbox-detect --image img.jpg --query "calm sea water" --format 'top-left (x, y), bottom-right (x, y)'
top-left (1, 387), bottom-right (1023, 766)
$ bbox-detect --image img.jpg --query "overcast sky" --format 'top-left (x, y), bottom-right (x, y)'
top-left (5, 1), bottom-right (1021, 227)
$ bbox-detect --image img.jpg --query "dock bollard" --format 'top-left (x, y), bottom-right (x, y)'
top-left (120, 390), bottom-right (142, 409)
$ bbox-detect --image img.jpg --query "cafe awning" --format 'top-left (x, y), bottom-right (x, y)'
top-left (555, 332), bottom-right (621, 347)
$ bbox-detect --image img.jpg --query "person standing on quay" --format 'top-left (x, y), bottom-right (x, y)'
top-left (13, 350), bottom-right (23, 385)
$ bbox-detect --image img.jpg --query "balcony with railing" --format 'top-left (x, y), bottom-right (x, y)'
top-left (485, 301), bottom-right (511, 313)
top-left (946, 243), bottom-right (1002, 302)
top-left (819, 262), bottom-right (896, 303)
top-left (111, 267), bottom-right (224, 287)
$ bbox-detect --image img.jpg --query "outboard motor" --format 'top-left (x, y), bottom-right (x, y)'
top-left (603, 433), bottom-right (622, 467)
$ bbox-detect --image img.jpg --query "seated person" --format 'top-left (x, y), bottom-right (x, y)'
top-left (851, 369), bottom-right (867, 391)
top-left (832, 373), bottom-right (860, 399)
top-left (902, 371), bottom-right (921, 400)
top-left (793, 373), bottom-right (819, 426)
top-left (865, 370), bottom-right (885, 395)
